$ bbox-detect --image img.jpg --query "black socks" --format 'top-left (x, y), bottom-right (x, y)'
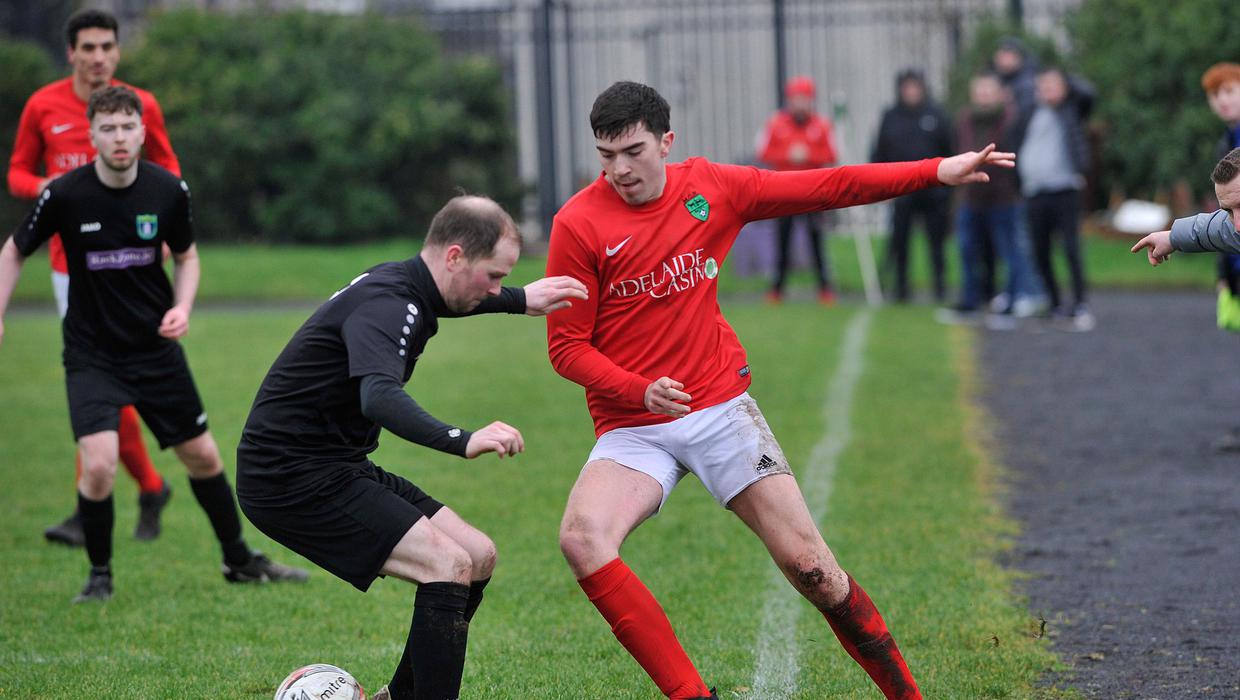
top-left (464, 576), bottom-right (490, 623)
top-left (77, 492), bottom-right (113, 570)
top-left (188, 472), bottom-right (250, 565)
top-left (388, 581), bottom-right (470, 700)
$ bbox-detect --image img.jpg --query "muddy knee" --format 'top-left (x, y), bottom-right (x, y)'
top-left (783, 559), bottom-right (849, 609)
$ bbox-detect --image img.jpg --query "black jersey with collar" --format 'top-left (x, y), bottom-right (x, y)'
top-left (12, 161), bottom-right (192, 355)
top-left (237, 255), bottom-right (525, 493)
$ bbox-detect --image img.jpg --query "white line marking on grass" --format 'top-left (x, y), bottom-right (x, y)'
top-left (751, 309), bottom-right (873, 699)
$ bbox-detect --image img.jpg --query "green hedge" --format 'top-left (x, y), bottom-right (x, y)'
top-left (1070, 0), bottom-right (1240, 200)
top-left (0, 35), bottom-right (59, 231)
top-left (121, 9), bottom-right (522, 243)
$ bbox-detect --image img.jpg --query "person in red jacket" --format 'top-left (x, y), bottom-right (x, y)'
top-left (756, 75), bottom-right (839, 303)
top-left (546, 80), bottom-right (1013, 700)
top-left (8, 9), bottom-right (179, 547)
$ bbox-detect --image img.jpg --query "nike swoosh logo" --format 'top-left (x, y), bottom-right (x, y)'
top-left (605, 236), bottom-right (633, 257)
top-left (51, 123), bottom-right (74, 135)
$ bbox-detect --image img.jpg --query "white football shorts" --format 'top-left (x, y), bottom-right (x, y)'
top-left (587, 391), bottom-right (792, 511)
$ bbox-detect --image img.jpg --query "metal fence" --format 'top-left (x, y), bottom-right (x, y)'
top-left (34, 0), bottom-right (1081, 232)
top-left (418, 0), bottom-right (1081, 232)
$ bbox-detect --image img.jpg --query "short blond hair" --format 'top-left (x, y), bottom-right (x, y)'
top-left (1202, 63), bottom-right (1240, 94)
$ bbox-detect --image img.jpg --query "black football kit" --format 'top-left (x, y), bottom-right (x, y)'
top-left (236, 255), bottom-right (526, 590)
top-left (12, 160), bottom-right (206, 447)
top-left (11, 160), bottom-right (306, 596)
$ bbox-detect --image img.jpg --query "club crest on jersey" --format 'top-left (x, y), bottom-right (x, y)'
top-left (683, 193), bottom-right (710, 222)
top-left (136, 214), bottom-right (158, 240)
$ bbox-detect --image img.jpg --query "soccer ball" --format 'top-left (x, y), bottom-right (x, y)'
top-left (274, 664), bottom-right (366, 700)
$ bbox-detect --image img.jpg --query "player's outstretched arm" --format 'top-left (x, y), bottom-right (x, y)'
top-left (524, 275), bottom-right (588, 316)
top-left (936, 143), bottom-right (1016, 186)
top-left (0, 238), bottom-right (30, 348)
top-left (465, 421), bottom-right (525, 459)
top-left (1131, 230), bottom-right (1174, 266)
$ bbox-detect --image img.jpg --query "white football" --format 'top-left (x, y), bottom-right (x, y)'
top-left (274, 664), bottom-right (366, 700)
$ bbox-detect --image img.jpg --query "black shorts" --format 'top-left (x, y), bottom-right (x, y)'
top-left (64, 343), bottom-right (207, 449)
top-left (237, 460), bottom-right (444, 591)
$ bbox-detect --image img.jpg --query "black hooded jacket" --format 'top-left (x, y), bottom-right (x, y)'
top-left (871, 75), bottom-right (954, 166)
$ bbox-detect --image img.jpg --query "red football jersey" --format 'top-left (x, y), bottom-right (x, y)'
top-left (546, 156), bottom-right (942, 437)
top-left (8, 77), bottom-right (180, 273)
top-left (756, 110), bottom-right (838, 171)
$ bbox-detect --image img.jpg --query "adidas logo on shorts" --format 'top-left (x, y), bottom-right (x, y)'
top-left (756, 454), bottom-right (778, 473)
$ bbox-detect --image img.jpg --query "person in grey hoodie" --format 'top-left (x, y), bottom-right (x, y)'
top-left (1132, 148), bottom-right (1240, 263)
top-left (1014, 65), bottom-right (1095, 329)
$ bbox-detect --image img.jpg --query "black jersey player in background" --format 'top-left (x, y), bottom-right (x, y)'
top-left (235, 195), bottom-right (587, 700)
top-left (0, 86), bottom-right (306, 602)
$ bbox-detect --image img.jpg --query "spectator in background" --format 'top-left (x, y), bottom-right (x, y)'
top-left (992, 37), bottom-right (1039, 118)
top-left (756, 76), bottom-right (839, 304)
top-left (1201, 64), bottom-right (1240, 333)
top-left (1200, 63), bottom-right (1240, 451)
top-left (873, 68), bottom-right (954, 303)
top-left (990, 36), bottom-right (1045, 313)
top-left (942, 70), bottom-right (1031, 326)
top-left (1014, 66), bottom-right (1095, 331)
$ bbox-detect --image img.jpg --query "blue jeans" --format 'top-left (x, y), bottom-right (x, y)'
top-left (956, 203), bottom-right (1028, 310)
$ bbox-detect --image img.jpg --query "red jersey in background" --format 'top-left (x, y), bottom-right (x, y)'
top-left (8, 77), bottom-right (180, 274)
top-left (756, 111), bottom-right (838, 171)
top-left (546, 156), bottom-right (942, 437)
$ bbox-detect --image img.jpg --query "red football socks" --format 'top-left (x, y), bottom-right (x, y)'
top-left (118, 406), bottom-right (163, 494)
top-left (578, 558), bottom-right (710, 699)
top-left (822, 574), bottom-right (922, 700)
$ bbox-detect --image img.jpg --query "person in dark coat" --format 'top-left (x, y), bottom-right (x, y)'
top-left (872, 68), bottom-right (955, 302)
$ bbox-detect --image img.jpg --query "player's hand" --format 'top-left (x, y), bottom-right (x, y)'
top-left (1131, 230), bottom-right (1174, 266)
top-left (524, 276), bottom-right (589, 316)
top-left (936, 143), bottom-right (1016, 186)
top-left (465, 421), bottom-right (525, 459)
top-left (158, 305), bottom-right (190, 339)
top-left (644, 376), bottom-right (691, 418)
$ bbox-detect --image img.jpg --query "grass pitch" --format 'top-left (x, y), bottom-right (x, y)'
top-left (1, 256), bottom-right (1065, 697)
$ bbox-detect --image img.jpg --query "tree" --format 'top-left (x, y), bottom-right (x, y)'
top-left (0, 35), bottom-right (58, 231)
top-left (1070, 0), bottom-right (1240, 201)
top-left (122, 9), bottom-right (522, 243)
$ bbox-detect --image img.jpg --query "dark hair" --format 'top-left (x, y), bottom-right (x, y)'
top-left (1212, 148), bottom-right (1240, 185)
top-left (996, 36), bottom-right (1025, 54)
top-left (590, 81), bottom-right (671, 140)
top-left (65, 9), bottom-right (119, 48)
top-left (896, 67), bottom-right (925, 87)
top-left (426, 195), bottom-right (519, 260)
top-left (1035, 65), bottom-right (1065, 79)
top-left (87, 86), bottom-right (142, 121)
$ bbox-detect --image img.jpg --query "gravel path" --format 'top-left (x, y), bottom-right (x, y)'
top-left (978, 291), bottom-right (1240, 700)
